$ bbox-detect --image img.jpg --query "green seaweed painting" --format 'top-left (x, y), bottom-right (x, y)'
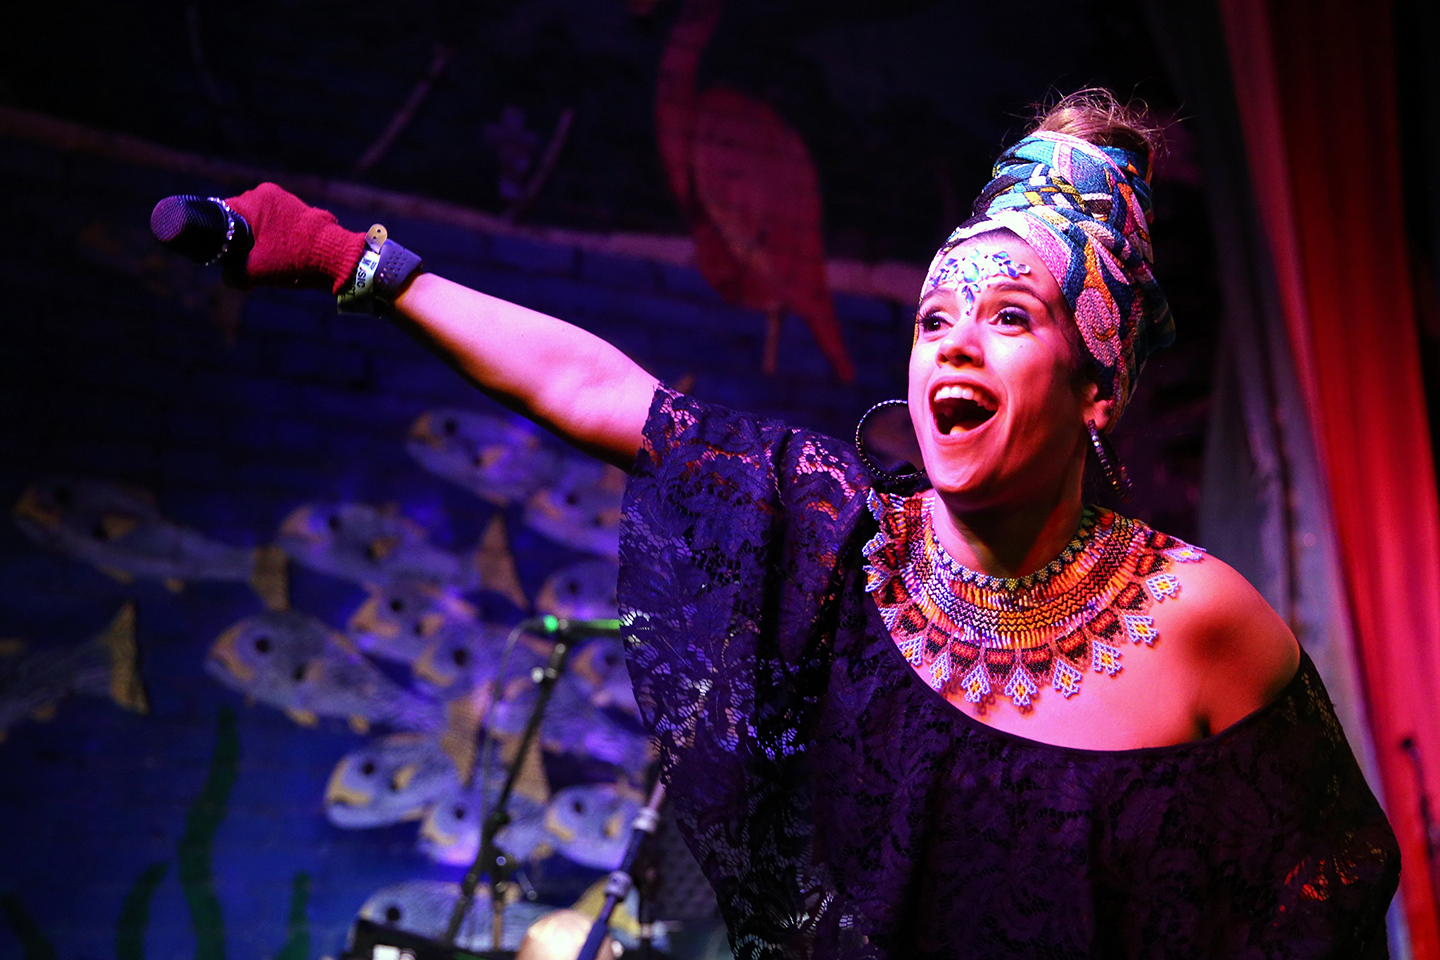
top-left (276, 873), bottom-right (312, 960)
top-left (0, 893), bottom-right (58, 960)
top-left (117, 862), bottom-right (169, 960)
top-left (181, 705), bottom-right (240, 960)
top-left (1, 705), bottom-right (312, 960)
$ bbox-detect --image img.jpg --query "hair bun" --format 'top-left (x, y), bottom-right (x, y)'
top-left (1032, 89), bottom-right (1163, 169)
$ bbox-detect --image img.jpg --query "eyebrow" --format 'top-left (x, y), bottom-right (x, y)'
top-left (918, 278), bottom-right (1043, 310)
top-left (983, 280), bottom-right (1042, 297)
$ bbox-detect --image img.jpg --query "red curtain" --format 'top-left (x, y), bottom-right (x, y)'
top-left (1219, 0), bottom-right (1440, 955)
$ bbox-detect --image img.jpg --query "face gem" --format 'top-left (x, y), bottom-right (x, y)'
top-left (926, 249), bottom-right (1032, 311)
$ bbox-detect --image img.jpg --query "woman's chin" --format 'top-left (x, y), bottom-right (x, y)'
top-left (924, 467), bottom-right (1004, 506)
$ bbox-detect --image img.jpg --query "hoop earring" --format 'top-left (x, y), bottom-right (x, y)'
top-left (1087, 419), bottom-right (1132, 501)
top-left (855, 400), bottom-right (927, 488)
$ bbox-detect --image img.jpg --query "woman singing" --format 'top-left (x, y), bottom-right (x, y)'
top-left (186, 90), bottom-right (1399, 957)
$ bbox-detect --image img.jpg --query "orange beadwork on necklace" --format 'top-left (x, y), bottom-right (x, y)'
top-left (862, 491), bottom-right (1206, 710)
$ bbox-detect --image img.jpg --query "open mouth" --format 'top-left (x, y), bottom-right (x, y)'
top-left (931, 383), bottom-right (999, 435)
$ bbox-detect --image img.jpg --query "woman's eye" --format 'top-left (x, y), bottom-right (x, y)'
top-left (994, 309), bottom-right (1031, 329)
top-left (917, 314), bottom-right (947, 334)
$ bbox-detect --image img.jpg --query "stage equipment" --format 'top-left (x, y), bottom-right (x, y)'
top-left (576, 779), bottom-right (666, 960)
top-left (149, 194), bottom-right (253, 273)
top-left (347, 917), bottom-right (514, 960)
top-left (519, 615), bottom-right (623, 638)
top-left (444, 618), bottom-right (606, 948)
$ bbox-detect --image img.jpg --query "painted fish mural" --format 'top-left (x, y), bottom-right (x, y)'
top-left (356, 881), bottom-right (554, 952)
top-left (406, 408), bottom-right (563, 505)
top-left (532, 561), bottom-right (636, 715)
top-left (324, 733), bottom-right (463, 829)
top-left (543, 783), bottom-right (644, 871)
top-left (279, 506), bottom-right (526, 607)
top-left (347, 581), bottom-right (480, 665)
top-left (489, 672), bottom-right (653, 774)
top-left (410, 622), bottom-right (548, 695)
top-left (569, 637), bottom-right (639, 718)
top-left (206, 610), bottom-right (443, 733)
top-left (535, 559), bottom-right (619, 622)
top-left (0, 603), bottom-right (148, 742)
top-left (419, 778), bottom-right (553, 867)
top-left (523, 459), bottom-right (625, 558)
top-left (277, 502), bottom-right (482, 590)
top-left (12, 478), bottom-right (288, 610)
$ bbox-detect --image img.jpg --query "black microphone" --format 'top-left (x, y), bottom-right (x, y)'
top-left (149, 195), bottom-right (253, 269)
top-left (516, 615), bottom-right (623, 637)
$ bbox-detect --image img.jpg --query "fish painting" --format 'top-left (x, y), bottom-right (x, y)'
top-left (543, 783), bottom-right (644, 870)
top-left (488, 672), bottom-right (653, 774)
top-left (277, 503), bottom-right (480, 590)
top-left (533, 562), bottom-right (634, 713)
top-left (13, 479), bottom-right (288, 610)
top-left (0, 604), bottom-right (148, 742)
top-left (356, 881), bottom-right (553, 952)
top-left (406, 408), bottom-right (563, 506)
top-left (324, 733), bottom-right (462, 829)
top-left (569, 637), bottom-right (639, 718)
top-left (410, 622), bottom-right (547, 695)
top-left (347, 581), bottom-right (480, 665)
top-left (535, 559), bottom-right (619, 622)
top-left (523, 459), bottom-right (626, 558)
top-left (279, 507), bottom-right (526, 607)
top-left (205, 610), bottom-right (443, 733)
top-left (419, 777), bottom-right (553, 867)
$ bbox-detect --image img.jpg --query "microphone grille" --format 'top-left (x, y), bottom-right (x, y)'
top-left (150, 195), bottom-right (229, 261)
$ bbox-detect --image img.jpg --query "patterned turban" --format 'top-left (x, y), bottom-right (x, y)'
top-left (925, 131), bottom-right (1174, 417)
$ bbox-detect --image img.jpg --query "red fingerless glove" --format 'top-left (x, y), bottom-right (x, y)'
top-left (225, 183), bottom-right (368, 294)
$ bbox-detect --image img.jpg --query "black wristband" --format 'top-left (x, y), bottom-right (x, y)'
top-left (374, 240), bottom-right (424, 305)
top-left (337, 225), bottom-right (425, 315)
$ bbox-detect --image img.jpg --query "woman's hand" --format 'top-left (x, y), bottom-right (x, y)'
top-left (225, 183), bottom-right (369, 293)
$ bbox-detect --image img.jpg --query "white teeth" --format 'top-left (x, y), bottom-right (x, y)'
top-left (932, 383), bottom-right (997, 411)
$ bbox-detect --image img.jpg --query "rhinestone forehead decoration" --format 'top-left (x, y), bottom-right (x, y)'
top-left (926, 249), bottom-right (1032, 312)
top-left (862, 491), bottom-right (1207, 711)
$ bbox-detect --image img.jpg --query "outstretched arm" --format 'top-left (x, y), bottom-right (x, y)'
top-left (391, 273), bottom-right (657, 468)
top-left (214, 183), bottom-right (657, 469)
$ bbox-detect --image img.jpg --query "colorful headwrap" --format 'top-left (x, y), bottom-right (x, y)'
top-left (923, 131), bottom-right (1174, 416)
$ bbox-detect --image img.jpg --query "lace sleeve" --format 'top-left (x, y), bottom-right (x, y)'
top-left (617, 386), bottom-right (870, 937)
top-left (619, 384), bottom-right (869, 723)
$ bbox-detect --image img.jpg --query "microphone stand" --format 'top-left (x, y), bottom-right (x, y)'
top-left (443, 627), bottom-right (580, 949)
top-left (575, 779), bottom-right (667, 960)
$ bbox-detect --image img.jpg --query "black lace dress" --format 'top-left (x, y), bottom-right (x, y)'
top-left (618, 388), bottom-right (1399, 959)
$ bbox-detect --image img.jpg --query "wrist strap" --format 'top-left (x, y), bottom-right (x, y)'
top-left (337, 224), bottom-right (424, 315)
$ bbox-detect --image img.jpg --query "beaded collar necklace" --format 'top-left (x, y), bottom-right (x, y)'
top-left (861, 490), bottom-right (1206, 710)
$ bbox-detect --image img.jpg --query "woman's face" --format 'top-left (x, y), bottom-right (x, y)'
top-left (908, 233), bottom-right (1106, 509)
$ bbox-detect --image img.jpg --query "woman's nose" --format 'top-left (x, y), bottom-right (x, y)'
top-left (936, 316), bottom-right (982, 367)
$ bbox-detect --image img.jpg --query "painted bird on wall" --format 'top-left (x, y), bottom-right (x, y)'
top-left (650, 0), bottom-right (855, 382)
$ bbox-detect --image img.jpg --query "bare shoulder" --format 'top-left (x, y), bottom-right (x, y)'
top-left (1152, 549), bottom-right (1302, 733)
